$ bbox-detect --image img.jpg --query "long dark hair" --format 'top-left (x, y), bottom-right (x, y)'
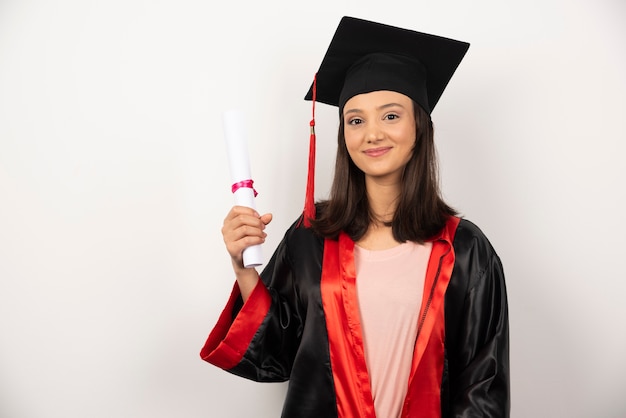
top-left (310, 101), bottom-right (456, 242)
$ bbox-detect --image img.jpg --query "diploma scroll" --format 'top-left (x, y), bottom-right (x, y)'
top-left (222, 110), bottom-right (263, 268)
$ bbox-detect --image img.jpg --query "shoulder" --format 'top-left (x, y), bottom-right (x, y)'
top-left (282, 214), bottom-right (325, 256)
top-left (453, 218), bottom-right (498, 258)
top-left (451, 218), bottom-right (504, 290)
top-left (260, 214), bottom-right (325, 277)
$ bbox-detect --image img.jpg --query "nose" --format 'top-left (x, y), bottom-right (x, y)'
top-left (366, 121), bottom-right (384, 144)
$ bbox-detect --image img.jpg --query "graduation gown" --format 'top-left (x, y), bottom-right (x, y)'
top-left (200, 216), bottom-right (510, 417)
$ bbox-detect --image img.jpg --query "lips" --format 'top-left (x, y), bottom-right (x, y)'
top-left (363, 147), bottom-right (392, 157)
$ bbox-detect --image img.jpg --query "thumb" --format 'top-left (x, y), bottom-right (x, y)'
top-left (260, 213), bottom-right (273, 226)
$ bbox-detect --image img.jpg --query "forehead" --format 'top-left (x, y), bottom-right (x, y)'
top-left (343, 90), bottom-right (413, 111)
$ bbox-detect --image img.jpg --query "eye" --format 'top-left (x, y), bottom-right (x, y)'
top-left (384, 113), bottom-right (399, 121)
top-left (347, 117), bottom-right (363, 125)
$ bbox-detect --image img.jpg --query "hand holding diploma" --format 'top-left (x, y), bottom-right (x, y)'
top-left (222, 110), bottom-right (265, 269)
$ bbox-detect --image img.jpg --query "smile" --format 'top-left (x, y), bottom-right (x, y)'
top-left (363, 147), bottom-right (392, 157)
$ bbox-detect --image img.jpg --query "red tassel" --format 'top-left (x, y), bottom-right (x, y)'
top-left (301, 73), bottom-right (317, 228)
top-left (302, 120), bottom-right (316, 227)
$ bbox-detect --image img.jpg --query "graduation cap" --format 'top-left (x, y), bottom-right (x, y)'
top-left (300, 16), bottom-right (470, 227)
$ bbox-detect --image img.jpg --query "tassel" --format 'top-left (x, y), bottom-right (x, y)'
top-left (300, 73), bottom-right (317, 228)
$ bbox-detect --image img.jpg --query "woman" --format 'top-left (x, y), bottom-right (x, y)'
top-left (201, 16), bottom-right (510, 418)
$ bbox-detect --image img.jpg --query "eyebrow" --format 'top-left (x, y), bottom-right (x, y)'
top-left (343, 102), bottom-right (406, 115)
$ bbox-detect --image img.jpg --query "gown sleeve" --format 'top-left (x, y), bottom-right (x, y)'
top-left (444, 222), bottom-right (510, 417)
top-left (200, 224), bottom-right (303, 383)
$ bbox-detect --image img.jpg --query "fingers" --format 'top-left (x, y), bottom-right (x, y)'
top-left (223, 206), bottom-right (268, 234)
top-left (222, 206), bottom-right (272, 267)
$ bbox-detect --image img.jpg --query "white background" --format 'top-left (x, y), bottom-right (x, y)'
top-left (1, 1), bottom-right (625, 417)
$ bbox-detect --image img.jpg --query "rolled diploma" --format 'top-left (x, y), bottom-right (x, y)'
top-left (222, 110), bottom-right (263, 268)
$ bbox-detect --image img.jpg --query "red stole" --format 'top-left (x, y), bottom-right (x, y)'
top-left (320, 217), bottom-right (460, 417)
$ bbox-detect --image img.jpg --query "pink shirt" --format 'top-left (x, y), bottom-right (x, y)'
top-left (354, 241), bottom-right (433, 418)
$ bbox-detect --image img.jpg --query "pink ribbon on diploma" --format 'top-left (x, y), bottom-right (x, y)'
top-left (231, 179), bottom-right (258, 197)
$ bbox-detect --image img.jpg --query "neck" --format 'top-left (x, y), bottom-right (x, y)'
top-left (365, 177), bottom-right (401, 226)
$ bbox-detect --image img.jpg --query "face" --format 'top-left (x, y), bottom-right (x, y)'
top-left (343, 90), bottom-right (416, 185)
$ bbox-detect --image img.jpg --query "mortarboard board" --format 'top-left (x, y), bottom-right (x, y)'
top-left (300, 16), bottom-right (470, 227)
top-left (304, 16), bottom-right (470, 113)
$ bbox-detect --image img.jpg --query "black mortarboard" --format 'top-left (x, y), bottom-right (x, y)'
top-left (304, 16), bottom-right (470, 114)
top-left (299, 16), bottom-right (469, 227)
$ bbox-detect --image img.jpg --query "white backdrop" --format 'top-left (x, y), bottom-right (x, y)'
top-left (1, 1), bottom-right (625, 417)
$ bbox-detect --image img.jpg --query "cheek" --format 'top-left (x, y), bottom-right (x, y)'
top-left (343, 133), bottom-right (359, 155)
top-left (398, 123), bottom-right (416, 142)
top-left (399, 129), bottom-right (417, 152)
top-left (343, 139), bottom-right (363, 169)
